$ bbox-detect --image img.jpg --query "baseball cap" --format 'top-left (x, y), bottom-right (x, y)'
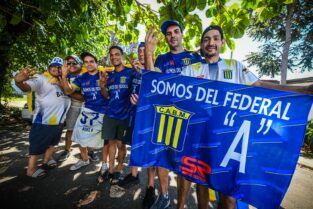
top-left (80, 52), bottom-right (98, 63)
top-left (161, 20), bottom-right (183, 35)
top-left (65, 54), bottom-right (83, 65)
top-left (49, 57), bottom-right (63, 67)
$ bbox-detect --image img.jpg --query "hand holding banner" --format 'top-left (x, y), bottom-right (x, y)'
top-left (130, 71), bottom-right (313, 209)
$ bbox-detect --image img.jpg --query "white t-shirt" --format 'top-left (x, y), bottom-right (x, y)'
top-left (26, 74), bottom-right (71, 125)
top-left (180, 58), bottom-right (258, 85)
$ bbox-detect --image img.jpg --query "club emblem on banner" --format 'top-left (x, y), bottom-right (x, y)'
top-left (152, 105), bottom-right (194, 151)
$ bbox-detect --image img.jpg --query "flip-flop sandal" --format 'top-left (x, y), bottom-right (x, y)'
top-left (28, 168), bottom-right (47, 179)
top-left (42, 159), bottom-right (57, 170)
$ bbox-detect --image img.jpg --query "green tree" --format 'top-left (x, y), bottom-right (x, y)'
top-left (5, 0), bottom-right (301, 102)
top-left (0, 0), bottom-right (159, 102)
top-left (245, 0), bottom-right (312, 83)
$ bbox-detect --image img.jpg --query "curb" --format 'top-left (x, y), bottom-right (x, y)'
top-left (297, 162), bottom-right (313, 171)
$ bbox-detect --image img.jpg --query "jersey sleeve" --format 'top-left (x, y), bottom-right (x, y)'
top-left (25, 75), bottom-right (43, 92)
top-left (237, 61), bottom-right (259, 85)
top-left (154, 55), bottom-right (164, 72)
top-left (191, 52), bottom-right (203, 64)
top-left (71, 74), bottom-right (81, 91)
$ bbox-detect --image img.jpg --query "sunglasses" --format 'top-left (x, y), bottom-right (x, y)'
top-left (67, 62), bottom-right (78, 66)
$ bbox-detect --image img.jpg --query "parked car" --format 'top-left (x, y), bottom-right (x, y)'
top-left (21, 103), bottom-right (32, 121)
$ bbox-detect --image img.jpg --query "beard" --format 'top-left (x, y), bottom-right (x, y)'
top-left (201, 50), bottom-right (215, 58)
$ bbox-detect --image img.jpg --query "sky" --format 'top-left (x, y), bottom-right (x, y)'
top-left (138, 0), bottom-right (313, 81)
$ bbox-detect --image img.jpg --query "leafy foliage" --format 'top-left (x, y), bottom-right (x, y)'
top-left (0, 0), bottom-right (254, 101)
top-left (245, 0), bottom-right (312, 78)
top-left (2, 0), bottom-right (310, 99)
top-left (305, 120), bottom-right (313, 152)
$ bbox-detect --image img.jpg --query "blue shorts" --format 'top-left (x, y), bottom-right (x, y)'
top-left (29, 123), bottom-right (64, 155)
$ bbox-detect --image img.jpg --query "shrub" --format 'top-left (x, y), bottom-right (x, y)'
top-left (305, 120), bottom-right (313, 152)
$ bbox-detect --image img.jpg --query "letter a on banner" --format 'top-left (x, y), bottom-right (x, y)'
top-left (220, 120), bottom-right (250, 173)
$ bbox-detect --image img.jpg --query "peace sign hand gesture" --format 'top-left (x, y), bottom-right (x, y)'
top-left (99, 70), bottom-right (108, 89)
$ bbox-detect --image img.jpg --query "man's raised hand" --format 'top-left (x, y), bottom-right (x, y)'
top-left (14, 65), bottom-right (37, 83)
top-left (99, 70), bottom-right (108, 88)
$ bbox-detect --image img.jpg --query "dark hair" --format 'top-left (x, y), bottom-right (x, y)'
top-left (109, 45), bottom-right (124, 55)
top-left (201, 25), bottom-right (224, 43)
top-left (138, 42), bottom-right (145, 51)
top-left (80, 52), bottom-right (98, 63)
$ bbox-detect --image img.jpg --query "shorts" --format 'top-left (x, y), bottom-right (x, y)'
top-left (65, 106), bottom-right (81, 131)
top-left (29, 123), bottom-right (64, 155)
top-left (123, 115), bottom-right (136, 146)
top-left (72, 107), bottom-right (104, 148)
top-left (102, 115), bottom-right (128, 143)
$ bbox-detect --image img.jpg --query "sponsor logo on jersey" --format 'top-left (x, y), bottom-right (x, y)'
top-left (120, 76), bottom-right (126, 84)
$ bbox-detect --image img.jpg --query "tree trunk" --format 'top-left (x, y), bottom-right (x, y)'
top-left (280, 2), bottom-right (295, 85)
top-left (0, 53), bottom-right (9, 104)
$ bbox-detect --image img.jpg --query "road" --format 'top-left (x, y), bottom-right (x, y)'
top-left (0, 122), bottom-right (312, 209)
top-left (281, 165), bottom-right (313, 209)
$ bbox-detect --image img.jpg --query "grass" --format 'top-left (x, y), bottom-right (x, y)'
top-left (7, 96), bottom-right (27, 102)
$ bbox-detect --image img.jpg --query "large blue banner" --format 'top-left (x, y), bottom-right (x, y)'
top-left (129, 71), bottom-right (313, 209)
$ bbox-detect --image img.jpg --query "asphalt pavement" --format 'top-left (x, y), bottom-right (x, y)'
top-left (0, 122), bottom-right (312, 209)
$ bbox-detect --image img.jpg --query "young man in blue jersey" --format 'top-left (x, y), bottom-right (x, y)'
top-left (145, 20), bottom-right (206, 209)
top-left (100, 46), bottom-right (135, 188)
top-left (147, 24), bottom-right (313, 209)
top-left (58, 54), bottom-right (99, 162)
top-left (109, 42), bottom-right (156, 200)
top-left (61, 52), bottom-right (107, 171)
top-left (14, 57), bottom-right (71, 179)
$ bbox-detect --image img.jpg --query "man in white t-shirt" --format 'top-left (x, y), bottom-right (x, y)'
top-left (14, 57), bottom-right (71, 179)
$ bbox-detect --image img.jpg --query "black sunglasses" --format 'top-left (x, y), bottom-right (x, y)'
top-left (67, 62), bottom-right (78, 66)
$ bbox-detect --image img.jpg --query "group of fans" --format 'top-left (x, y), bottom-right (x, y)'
top-left (14, 20), bottom-right (313, 209)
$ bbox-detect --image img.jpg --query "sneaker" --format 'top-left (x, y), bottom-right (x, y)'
top-left (142, 186), bottom-right (156, 209)
top-left (58, 150), bottom-right (70, 162)
top-left (109, 185), bottom-right (126, 198)
top-left (100, 163), bottom-right (109, 175)
top-left (117, 173), bottom-right (140, 188)
top-left (69, 159), bottom-right (90, 171)
top-left (150, 193), bottom-right (170, 209)
top-left (88, 151), bottom-right (99, 162)
top-left (110, 171), bottom-right (122, 185)
top-left (97, 163), bottom-right (109, 184)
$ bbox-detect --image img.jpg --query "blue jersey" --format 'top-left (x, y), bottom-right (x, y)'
top-left (131, 70), bottom-right (143, 95)
top-left (72, 72), bottom-right (107, 114)
top-left (129, 69), bottom-right (147, 118)
top-left (105, 67), bottom-right (135, 120)
top-left (154, 50), bottom-right (202, 74)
